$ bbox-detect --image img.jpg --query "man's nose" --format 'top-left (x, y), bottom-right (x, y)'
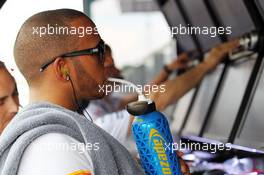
top-left (104, 56), bottom-right (114, 68)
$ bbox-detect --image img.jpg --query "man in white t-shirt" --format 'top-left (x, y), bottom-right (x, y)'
top-left (1, 9), bottom-right (148, 175)
top-left (0, 8), bottom-right (192, 175)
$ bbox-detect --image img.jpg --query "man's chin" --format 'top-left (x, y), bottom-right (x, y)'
top-left (88, 92), bottom-right (105, 100)
top-left (98, 91), bottom-right (106, 98)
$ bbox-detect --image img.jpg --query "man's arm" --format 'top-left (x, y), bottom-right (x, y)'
top-left (149, 39), bottom-right (239, 111)
top-left (18, 133), bottom-right (94, 175)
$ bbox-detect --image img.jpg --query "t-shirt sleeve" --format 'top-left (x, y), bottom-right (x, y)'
top-left (18, 133), bottom-right (94, 175)
top-left (94, 110), bottom-right (131, 145)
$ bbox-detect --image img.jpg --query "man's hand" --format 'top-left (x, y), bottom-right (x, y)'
top-left (167, 53), bottom-right (189, 71)
top-left (203, 39), bottom-right (239, 72)
top-left (177, 151), bottom-right (191, 175)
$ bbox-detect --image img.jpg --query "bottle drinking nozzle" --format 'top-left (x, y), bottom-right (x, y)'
top-left (107, 77), bottom-right (154, 116)
top-left (107, 77), bottom-right (152, 110)
top-left (107, 77), bottom-right (148, 101)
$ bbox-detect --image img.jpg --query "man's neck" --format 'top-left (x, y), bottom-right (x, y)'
top-left (29, 88), bottom-right (76, 111)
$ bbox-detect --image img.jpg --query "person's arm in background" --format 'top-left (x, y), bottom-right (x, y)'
top-left (149, 39), bottom-right (239, 111)
top-left (148, 53), bottom-right (189, 86)
top-left (118, 53), bottom-right (190, 109)
top-left (127, 40), bottom-right (239, 136)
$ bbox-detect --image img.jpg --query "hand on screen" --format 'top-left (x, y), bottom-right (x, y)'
top-left (204, 39), bottom-right (240, 71)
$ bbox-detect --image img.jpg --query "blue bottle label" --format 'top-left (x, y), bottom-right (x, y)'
top-left (132, 111), bottom-right (182, 175)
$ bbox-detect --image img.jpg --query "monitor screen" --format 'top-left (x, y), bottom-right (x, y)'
top-left (171, 89), bottom-right (195, 133)
top-left (210, 0), bottom-right (255, 39)
top-left (180, 0), bottom-right (222, 52)
top-left (182, 64), bottom-right (224, 136)
top-left (234, 65), bottom-right (264, 150)
top-left (203, 57), bottom-right (256, 142)
top-left (161, 0), bottom-right (197, 52)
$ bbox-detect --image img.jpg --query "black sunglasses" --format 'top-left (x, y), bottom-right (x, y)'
top-left (40, 39), bottom-right (105, 72)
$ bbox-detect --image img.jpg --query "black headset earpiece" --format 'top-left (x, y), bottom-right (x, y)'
top-left (64, 66), bottom-right (93, 122)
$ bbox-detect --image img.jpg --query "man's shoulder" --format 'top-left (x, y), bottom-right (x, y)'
top-left (18, 133), bottom-right (94, 175)
top-left (30, 133), bottom-right (79, 145)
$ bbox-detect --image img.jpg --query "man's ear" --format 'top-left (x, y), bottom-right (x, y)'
top-left (53, 58), bottom-right (69, 81)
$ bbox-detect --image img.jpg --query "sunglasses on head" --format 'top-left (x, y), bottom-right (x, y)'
top-left (40, 39), bottom-right (105, 72)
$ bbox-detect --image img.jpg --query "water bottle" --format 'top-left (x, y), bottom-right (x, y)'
top-left (127, 101), bottom-right (182, 175)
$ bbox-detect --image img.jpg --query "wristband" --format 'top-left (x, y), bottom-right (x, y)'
top-left (163, 65), bottom-right (173, 74)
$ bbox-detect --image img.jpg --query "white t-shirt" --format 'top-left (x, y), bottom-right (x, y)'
top-left (86, 95), bottom-right (122, 121)
top-left (18, 133), bottom-right (94, 175)
top-left (85, 95), bottom-right (131, 145)
top-left (94, 110), bottom-right (131, 145)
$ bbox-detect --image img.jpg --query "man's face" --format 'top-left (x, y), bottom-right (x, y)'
top-left (70, 19), bottom-right (107, 101)
top-left (104, 50), bottom-right (121, 79)
top-left (0, 69), bottom-right (19, 133)
top-left (102, 49), bottom-right (123, 96)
